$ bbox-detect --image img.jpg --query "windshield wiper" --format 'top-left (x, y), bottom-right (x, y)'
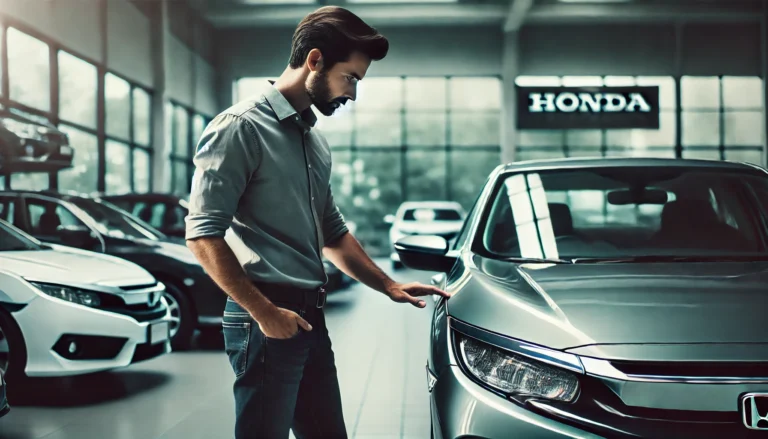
top-left (500, 256), bottom-right (573, 264)
top-left (572, 255), bottom-right (768, 264)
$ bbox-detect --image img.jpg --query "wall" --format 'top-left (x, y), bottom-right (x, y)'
top-left (107, 0), bottom-right (153, 88)
top-left (519, 22), bottom-right (763, 77)
top-left (216, 26), bottom-right (504, 106)
top-left (0, 0), bottom-right (219, 115)
top-left (0, 0), bottom-right (102, 62)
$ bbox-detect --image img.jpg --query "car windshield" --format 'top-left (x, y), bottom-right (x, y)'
top-left (0, 220), bottom-right (43, 251)
top-left (403, 208), bottom-right (462, 222)
top-left (480, 166), bottom-right (768, 260)
top-left (67, 198), bottom-right (164, 241)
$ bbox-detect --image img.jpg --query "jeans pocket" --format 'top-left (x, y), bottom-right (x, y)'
top-left (223, 321), bottom-right (250, 378)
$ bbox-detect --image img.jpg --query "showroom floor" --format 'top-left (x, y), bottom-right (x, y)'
top-left (0, 261), bottom-right (434, 439)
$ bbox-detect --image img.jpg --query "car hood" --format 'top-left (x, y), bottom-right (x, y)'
top-left (448, 256), bottom-right (768, 351)
top-left (0, 247), bottom-right (155, 287)
top-left (396, 221), bottom-right (463, 235)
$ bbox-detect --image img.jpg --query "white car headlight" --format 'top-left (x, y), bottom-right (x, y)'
top-left (458, 335), bottom-right (580, 402)
top-left (30, 282), bottom-right (102, 307)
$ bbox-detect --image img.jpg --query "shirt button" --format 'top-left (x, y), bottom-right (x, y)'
top-left (308, 164), bottom-right (312, 169)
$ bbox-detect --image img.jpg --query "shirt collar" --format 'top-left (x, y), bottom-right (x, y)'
top-left (264, 80), bottom-right (318, 128)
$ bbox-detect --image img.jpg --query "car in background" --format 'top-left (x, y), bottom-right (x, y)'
top-left (102, 193), bottom-right (189, 242)
top-left (395, 158), bottom-right (768, 439)
top-left (385, 201), bottom-right (465, 270)
top-left (0, 105), bottom-right (73, 174)
top-left (0, 191), bottom-right (226, 350)
top-left (103, 192), bottom-right (355, 291)
top-left (0, 219), bottom-right (171, 381)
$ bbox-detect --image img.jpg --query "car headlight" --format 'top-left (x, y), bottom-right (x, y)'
top-left (458, 335), bottom-right (579, 402)
top-left (30, 282), bottom-right (101, 307)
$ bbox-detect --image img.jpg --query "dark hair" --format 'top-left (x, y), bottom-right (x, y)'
top-left (289, 6), bottom-right (389, 70)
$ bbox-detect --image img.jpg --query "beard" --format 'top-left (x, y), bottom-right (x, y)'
top-left (307, 71), bottom-right (346, 116)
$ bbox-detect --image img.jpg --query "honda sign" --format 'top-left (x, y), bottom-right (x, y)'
top-left (516, 86), bottom-right (660, 130)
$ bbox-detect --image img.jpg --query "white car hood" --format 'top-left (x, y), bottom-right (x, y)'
top-left (0, 248), bottom-right (155, 287)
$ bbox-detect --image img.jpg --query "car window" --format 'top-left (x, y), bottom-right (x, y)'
top-left (26, 198), bottom-right (87, 235)
top-left (0, 198), bottom-right (15, 223)
top-left (130, 201), bottom-right (165, 229)
top-left (481, 168), bottom-right (768, 260)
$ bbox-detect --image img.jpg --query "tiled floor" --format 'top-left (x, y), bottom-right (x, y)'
top-left (0, 261), bottom-right (436, 439)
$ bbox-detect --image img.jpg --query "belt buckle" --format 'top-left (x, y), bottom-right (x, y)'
top-left (316, 287), bottom-right (327, 308)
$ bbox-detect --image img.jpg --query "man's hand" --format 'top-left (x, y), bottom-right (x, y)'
top-left (385, 282), bottom-right (452, 308)
top-left (257, 307), bottom-right (313, 339)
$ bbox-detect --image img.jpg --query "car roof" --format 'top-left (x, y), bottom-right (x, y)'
top-left (0, 189), bottom-right (90, 199)
top-left (100, 192), bottom-right (184, 202)
top-left (500, 157), bottom-right (765, 174)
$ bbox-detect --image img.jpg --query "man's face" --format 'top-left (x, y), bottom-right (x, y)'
top-left (306, 51), bottom-right (371, 116)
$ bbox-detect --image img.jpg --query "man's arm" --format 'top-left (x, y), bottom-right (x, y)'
top-left (323, 232), bottom-right (451, 308)
top-left (185, 113), bottom-right (310, 338)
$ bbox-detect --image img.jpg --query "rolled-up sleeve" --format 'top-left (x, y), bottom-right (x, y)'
top-left (322, 185), bottom-right (348, 246)
top-left (185, 113), bottom-right (261, 240)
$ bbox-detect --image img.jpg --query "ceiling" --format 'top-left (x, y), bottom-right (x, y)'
top-left (189, 0), bottom-right (765, 28)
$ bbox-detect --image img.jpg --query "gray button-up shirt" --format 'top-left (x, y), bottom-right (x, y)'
top-left (185, 82), bottom-right (348, 290)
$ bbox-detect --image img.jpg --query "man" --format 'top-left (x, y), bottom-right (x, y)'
top-left (185, 6), bottom-right (451, 439)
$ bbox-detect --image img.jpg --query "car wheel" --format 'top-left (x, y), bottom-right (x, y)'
top-left (0, 307), bottom-right (27, 383)
top-left (160, 281), bottom-right (195, 351)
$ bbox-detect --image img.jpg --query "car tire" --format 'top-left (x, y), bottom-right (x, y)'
top-left (159, 280), bottom-right (196, 351)
top-left (0, 307), bottom-right (28, 383)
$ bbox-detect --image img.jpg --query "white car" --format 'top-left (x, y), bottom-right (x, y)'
top-left (0, 219), bottom-right (172, 379)
top-left (385, 201), bottom-right (466, 270)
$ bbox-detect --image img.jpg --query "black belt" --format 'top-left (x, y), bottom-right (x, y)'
top-left (253, 282), bottom-right (327, 309)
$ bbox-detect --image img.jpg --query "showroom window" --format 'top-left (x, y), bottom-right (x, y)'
top-left (0, 22), bottom-right (155, 194)
top-left (104, 72), bottom-right (154, 194)
top-left (515, 75), bottom-right (765, 167)
top-left (166, 101), bottom-right (212, 196)
top-left (7, 27), bottom-right (50, 112)
top-left (235, 76), bottom-right (502, 255)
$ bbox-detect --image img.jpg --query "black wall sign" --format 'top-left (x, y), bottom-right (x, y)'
top-left (516, 86), bottom-right (660, 130)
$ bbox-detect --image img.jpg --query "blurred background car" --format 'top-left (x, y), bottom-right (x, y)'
top-left (103, 192), bottom-right (355, 291)
top-left (0, 105), bottom-right (73, 175)
top-left (0, 191), bottom-right (226, 350)
top-left (0, 219), bottom-right (171, 381)
top-left (385, 201), bottom-right (465, 270)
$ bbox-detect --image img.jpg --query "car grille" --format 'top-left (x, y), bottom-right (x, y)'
top-left (611, 360), bottom-right (768, 378)
top-left (94, 283), bottom-right (167, 322)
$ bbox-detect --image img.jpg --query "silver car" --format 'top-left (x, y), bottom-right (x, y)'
top-left (396, 158), bottom-right (768, 438)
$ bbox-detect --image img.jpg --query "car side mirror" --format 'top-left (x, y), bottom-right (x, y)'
top-left (394, 235), bottom-right (456, 272)
top-left (384, 214), bottom-right (395, 225)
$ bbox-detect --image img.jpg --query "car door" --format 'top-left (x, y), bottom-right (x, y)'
top-left (22, 196), bottom-right (102, 251)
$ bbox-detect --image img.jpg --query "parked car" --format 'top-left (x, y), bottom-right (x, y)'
top-left (102, 193), bottom-right (189, 241)
top-left (0, 191), bottom-right (226, 349)
top-left (396, 158), bottom-right (768, 439)
top-left (385, 201), bottom-right (465, 270)
top-left (0, 105), bottom-right (73, 174)
top-left (0, 219), bottom-right (171, 380)
top-left (103, 192), bottom-right (354, 291)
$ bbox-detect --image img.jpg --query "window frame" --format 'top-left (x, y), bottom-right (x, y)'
top-left (0, 18), bottom-right (154, 194)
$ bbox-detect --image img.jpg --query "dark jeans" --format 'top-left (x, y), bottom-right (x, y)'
top-left (223, 297), bottom-right (347, 439)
